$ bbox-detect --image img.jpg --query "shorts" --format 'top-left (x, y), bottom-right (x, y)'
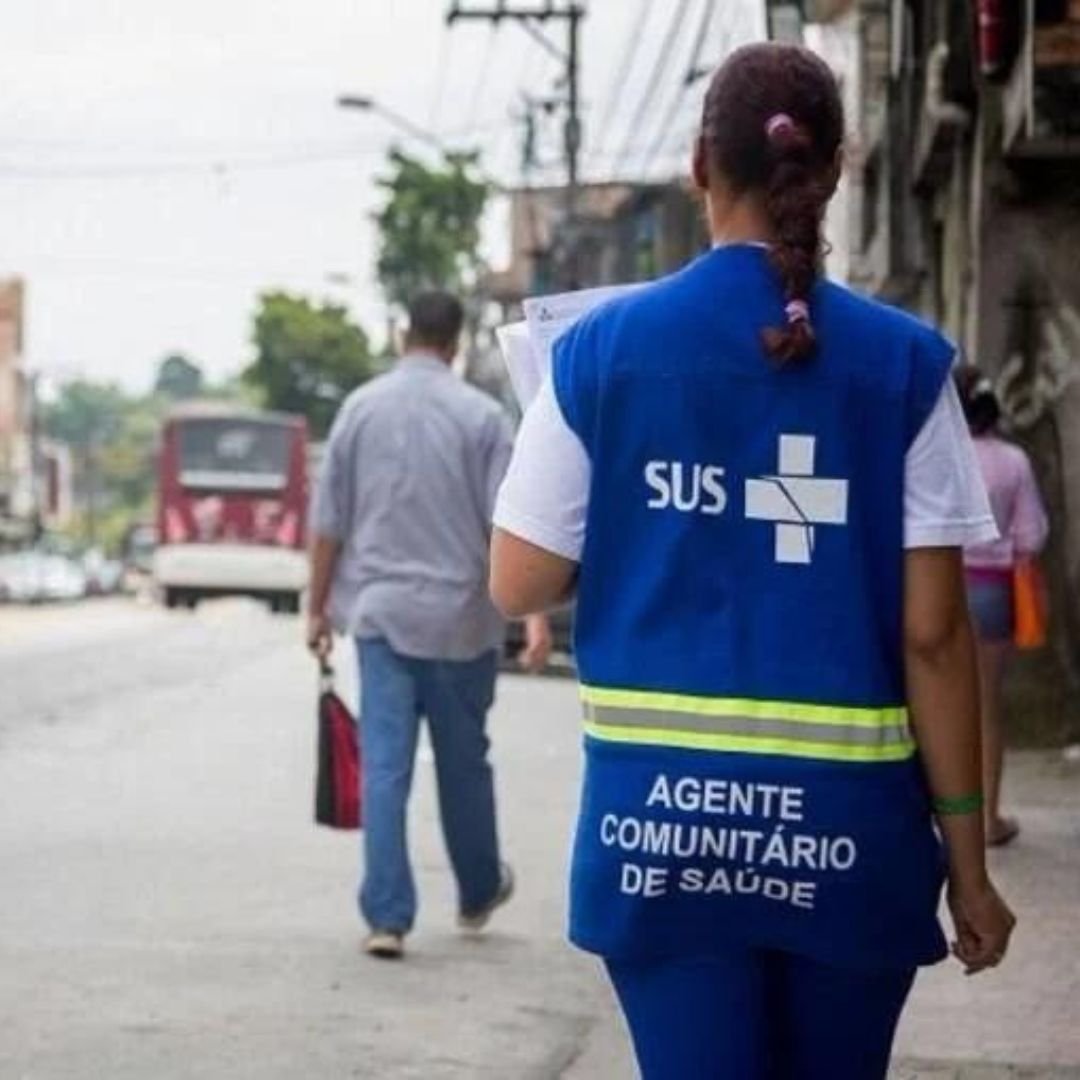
top-left (966, 573), bottom-right (1014, 644)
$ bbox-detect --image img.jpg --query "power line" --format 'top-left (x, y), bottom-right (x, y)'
top-left (506, 20), bottom-right (563, 182)
top-left (0, 113), bottom-right (521, 182)
top-left (467, 25), bottom-right (500, 132)
top-left (517, 19), bottom-right (550, 89)
top-left (641, 0), bottom-right (760, 181)
top-left (488, 33), bottom-right (536, 181)
top-left (428, 22), bottom-right (454, 132)
top-left (448, 2), bottom-right (585, 285)
top-left (516, 15), bottom-right (565, 63)
top-left (2, 252), bottom-right (372, 285)
top-left (639, 0), bottom-right (715, 178)
top-left (0, 145), bottom-right (385, 181)
top-left (589, 0), bottom-right (651, 161)
top-left (610, 0), bottom-right (692, 180)
top-left (0, 135), bottom-right (360, 153)
top-left (684, 0), bottom-right (718, 86)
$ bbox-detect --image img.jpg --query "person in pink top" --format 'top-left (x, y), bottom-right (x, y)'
top-left (956, 367), bottom-right (1049, 847)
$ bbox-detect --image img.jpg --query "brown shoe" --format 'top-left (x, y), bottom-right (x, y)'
top-left (987, 817), bottom-right (1020, 848)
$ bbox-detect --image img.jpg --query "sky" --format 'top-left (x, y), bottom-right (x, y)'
top-left (1, 0), bottom-right (765, 392)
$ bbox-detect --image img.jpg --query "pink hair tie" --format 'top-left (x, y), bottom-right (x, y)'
top-left (766, 113), bottom-right (797, 139)
top-left (785, 299), bottom-right (810, 324)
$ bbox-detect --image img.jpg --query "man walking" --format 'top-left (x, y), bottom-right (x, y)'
top-left (307, 290), bottom-right (551, 959)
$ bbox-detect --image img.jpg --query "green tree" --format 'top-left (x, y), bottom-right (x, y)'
top-left (98, 397), bottom-right (162, 512)
top-left (373, 148), bottom-right (490, 309)
top-left (244, 292), bottom-right (372, 437)
top-left (153, 353), bottom-right (205, 400)
top-left (44, 379), bottom-right (127, 450)
top-left (43, 380), bottom-right (130, 544)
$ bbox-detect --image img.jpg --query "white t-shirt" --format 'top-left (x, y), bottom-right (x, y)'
top-left (494, 375), bottom-right (997, 561)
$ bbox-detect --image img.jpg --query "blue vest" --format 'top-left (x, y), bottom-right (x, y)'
top-left (552, 245), bottom-right (954, 971)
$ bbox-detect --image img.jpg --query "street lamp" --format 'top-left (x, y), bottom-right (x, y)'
top-left (336, 93), bottom-right (502, 191)
top-left (336, 95), bottom-right (449, 155)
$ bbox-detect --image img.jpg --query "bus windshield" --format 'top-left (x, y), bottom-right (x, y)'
top-left (178, 418), bottom-right (291, 492)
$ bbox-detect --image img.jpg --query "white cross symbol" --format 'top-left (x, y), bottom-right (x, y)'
top-left (744, 435), bottom-right (849, 564)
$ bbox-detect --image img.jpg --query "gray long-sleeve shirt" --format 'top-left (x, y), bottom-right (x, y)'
top-left (312, 354), bottom-right (513, 660)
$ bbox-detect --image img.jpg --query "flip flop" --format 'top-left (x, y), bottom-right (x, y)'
top-left (987, 817), bottom-right (1020, 847)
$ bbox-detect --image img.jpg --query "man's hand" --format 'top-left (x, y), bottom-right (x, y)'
top-left (518, 613), bottom-right (553, 674)
top-left (948, 877), bottom-right (1016, 975)
top-left (306, 611), bottom-right (334, 662)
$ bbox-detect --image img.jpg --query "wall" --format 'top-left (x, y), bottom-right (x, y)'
top-left (805, 10), bottom-right (862, 282)
top-left (975, 157), bottom-right (1080, 727)
top-left (0, 279), bottom-right (32, 533)
top-left (807, 0), bottom-right (1080, 739)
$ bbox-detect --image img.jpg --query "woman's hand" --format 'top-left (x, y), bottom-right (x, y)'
top-left (518, 614), bottom-right (553, 673)
top-left (947, 876), bottom-right (1016, 975)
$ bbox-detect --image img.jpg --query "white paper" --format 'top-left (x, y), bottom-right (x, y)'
top-left (496, 283), bottom-right (643, 408)
top-left (522, 284), bottom-right (643, 370)
top-left (494, 321), bottom-right (542, 410)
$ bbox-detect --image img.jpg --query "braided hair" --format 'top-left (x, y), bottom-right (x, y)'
top-left (700, 44), bottom-right (844, 363)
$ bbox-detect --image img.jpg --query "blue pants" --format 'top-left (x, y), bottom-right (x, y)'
top-left (606, 950), bottom-right (915, 1080)
top-left (356, 638), bottom-right (502, 934)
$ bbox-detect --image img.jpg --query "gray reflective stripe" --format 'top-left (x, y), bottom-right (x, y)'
top-left (583, 703), bottom-right (913, 749)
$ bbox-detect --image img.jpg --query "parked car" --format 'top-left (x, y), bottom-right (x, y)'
top-left (43, 554), bottom-right (88, 601)
top-left (0, 554), bottom-right (22, 602)
top-left (0, 550), bottom-right (88, 603)
top-left (122, 522), bottom-right (157, 576)
top-left (82, 548), bottom-right (126, 595)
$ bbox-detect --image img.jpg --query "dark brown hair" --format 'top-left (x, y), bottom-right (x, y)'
top-left (406, 290), bottom-right (465, 352)
top-left (954, 365), bottom-right (1001, 436)
top-left (701, 43), bottom-right (844, 363)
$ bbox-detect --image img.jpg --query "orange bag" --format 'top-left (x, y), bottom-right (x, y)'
top-left (1013, 560), bottom-right (1048, 650)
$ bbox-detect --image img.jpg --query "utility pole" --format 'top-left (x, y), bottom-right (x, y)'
top-left (447, 2), bottom-right (585, 283)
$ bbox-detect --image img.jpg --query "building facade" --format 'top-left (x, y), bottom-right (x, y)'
top-left (785, 0), bottom-right (1080, 737)
top-left (0, 278), bottom-right (36, 544)
top-left (475, 181), bottom-right (707, 408)
top-left (485, 180), bottom-right (707, 308)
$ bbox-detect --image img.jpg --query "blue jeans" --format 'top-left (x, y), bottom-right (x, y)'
top-left (356, 638), bottom-right (502, 933)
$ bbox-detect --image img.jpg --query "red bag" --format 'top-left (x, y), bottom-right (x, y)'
top-left (315, 663), bottom-right (361, 829)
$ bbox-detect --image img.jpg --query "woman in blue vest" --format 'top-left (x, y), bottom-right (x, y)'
top-left (490, 43), bottom-right (1016, 1080)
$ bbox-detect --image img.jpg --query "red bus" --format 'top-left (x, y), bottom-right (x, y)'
top-left (153, 405), bottom-right (309, 612)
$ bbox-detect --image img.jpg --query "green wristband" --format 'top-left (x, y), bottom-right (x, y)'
top-left (933, 793), bottom-right (984, 816)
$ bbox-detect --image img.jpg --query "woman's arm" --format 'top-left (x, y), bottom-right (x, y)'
top-left (904, 546), bottom-right (1015, 973)
top-left (1011, 449), bottom-right (1049, 557)
top-left (488, 375), bottom-right (589, 619)
top-left (490, 528), bottom-right (577, 618)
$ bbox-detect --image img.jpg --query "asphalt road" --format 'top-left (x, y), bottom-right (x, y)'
top-left (0, 598), bottom-right (1077, 1079)
top-left (0, 597), bottom-right (620, 1079)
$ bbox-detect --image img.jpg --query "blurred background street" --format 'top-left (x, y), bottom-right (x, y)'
top-left (1, 597), bottom-right (1077, 1079)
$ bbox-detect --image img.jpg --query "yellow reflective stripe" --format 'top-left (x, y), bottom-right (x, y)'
top-left (580, 683), bottom-right (915, 764)
top-left (584, 720), bottom-right (916, 764)
top-left (583, 702), bottom-right (912, 749)
top-left (580, 684), bottom-right (908, 729)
